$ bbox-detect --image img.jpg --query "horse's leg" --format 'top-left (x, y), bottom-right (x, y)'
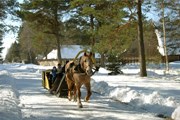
top-left (73, 84), bottom-right (77, 102)
top-left (76, 85), bottom-right (83, 108)
top-left (66, 79), bottom-right (73, 101)
top-left (84, 82), bottom-right (92, 102)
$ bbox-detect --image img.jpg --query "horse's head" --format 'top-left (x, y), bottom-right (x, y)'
top-left (80, 52), bottom-right (93, 76)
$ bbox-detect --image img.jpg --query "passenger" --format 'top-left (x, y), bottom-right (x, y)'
top-left (49, 62), bottom-right (65, 94)
top-left (51, 66), bottom-right (57, 83)
top-left (57, 63), bottom-right (62, 73)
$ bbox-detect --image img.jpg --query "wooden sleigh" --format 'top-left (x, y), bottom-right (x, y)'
top-left (42, 69), bottom-right (68, 97)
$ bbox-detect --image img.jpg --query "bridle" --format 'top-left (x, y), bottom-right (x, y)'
top-left (69, 50), bottom-right (99, 76)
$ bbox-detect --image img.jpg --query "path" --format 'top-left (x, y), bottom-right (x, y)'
top-left (8, 65), bottom-right (162, 120)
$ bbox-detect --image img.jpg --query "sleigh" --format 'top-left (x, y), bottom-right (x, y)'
top-left (42, 69), bottom-right (68, 97)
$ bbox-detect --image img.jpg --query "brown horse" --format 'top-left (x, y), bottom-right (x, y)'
top-left (65, 52), bottom-right (94, 108)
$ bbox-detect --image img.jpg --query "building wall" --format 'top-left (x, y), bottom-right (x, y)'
top-left (161, 55), bottom-right (180, 63)
top-left (37, 59), bottom-right (59, 66)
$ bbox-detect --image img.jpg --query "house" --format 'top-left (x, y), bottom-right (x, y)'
top-left (155, 28), bottom-right (180, 62)
top-left (119, 23), bottom-right (180, 64)
top-left (37, 45), bottom-right (101, 66)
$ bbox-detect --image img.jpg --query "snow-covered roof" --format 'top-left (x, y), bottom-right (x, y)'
top-left (155, 29), bottom-right (180, 56)
top-left (46, 45), bottom-right (101, 59)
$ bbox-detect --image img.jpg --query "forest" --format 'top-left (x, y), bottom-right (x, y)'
top-left (0, 0), bottom-right (179, 75)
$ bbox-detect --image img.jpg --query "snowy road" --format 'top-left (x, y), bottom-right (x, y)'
top-left (1, 63), bottom-right (180, 120)
top-left (7, 65), bottom-right (162, 120)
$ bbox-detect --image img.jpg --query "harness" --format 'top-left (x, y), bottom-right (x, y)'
top-left (74, 63), bottom-right (85, 74)
top-left (66, 50), bottom-right (99, 79)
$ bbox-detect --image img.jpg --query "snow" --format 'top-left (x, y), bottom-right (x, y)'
top-left (172, 106), bottom-right (180, 120)
top-left (0, 62), bottom-right (180, 120)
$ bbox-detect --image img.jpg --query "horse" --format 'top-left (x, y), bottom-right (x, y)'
top-left (65, 52), bottom-right (94, 108)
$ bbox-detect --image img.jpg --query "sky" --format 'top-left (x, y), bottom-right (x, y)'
top-left (0, 61), bottom-right (180, 120)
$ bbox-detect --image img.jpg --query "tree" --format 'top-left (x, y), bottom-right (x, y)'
top-left (17, 0), bottom-right (70, 63)
top-left (0, 0), bottom-right (18, 60)
top-left (0, 0), bottom-right (18, 30)
top-left (5, 41), bottom-right (21, 62)
top-left (31, 29), bottom-right (56, 59)
top-left (161, 0), bottom-right (169, 71)
top-left (17, 21), bottom-right (37, 63)
top-left (63, 18), bottom-right (92, 45)
top-left (137, 0), bottom-right (147, 77)
top-left (17, 21), bottom-right (56, 62)
top-left (70, 1), bottom-right (136, 66)
top-left (17, 20), bottom-right (87, 61)
top-left (143, 21), bottom-right (161, 62)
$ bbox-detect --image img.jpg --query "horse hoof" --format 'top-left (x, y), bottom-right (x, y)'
top-left (68, 97), bottom-right (72, 101)
top-left (78, 103), bottom-right (83, 108)
top-left (84, 98), bottom-right (89, 102)
top-left (78, 105), bottom-right (83, 108)
top-left (73, 96), bottom-right (77, 102)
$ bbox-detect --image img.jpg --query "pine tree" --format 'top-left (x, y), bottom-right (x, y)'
top-left (18, 21), bottom-right (56, 61)
top-left (17, 22), bottom-right (37, 63)
top-left (70, 0), bottom-right (136, 66)
top-left (5, 41), bottom-right (20, 62)
top-left (17, 0), bottom-right (70, 63)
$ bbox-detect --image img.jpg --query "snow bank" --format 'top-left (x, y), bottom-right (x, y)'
top-left (0, 70), bottom-right (22, 120)
top-left (172, 106), bottom-right (180, 120)
top-left (110, 87), bottom-right (177, 115)
top-left (91, 79), bottom-right (179, 117)
top-left (91, 79), bottom-right (110, 95)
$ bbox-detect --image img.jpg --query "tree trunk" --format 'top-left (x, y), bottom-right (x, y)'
top-left (53, 4), bottom-right (61, 63)
top-left (28, 50), bottom-right (32, 63)
top-left (56, 34), bottom-right (61, 63)
top-left (90, 14), bottom-right (95, 47)
top-left (162, 0), bottom-right (169, 71)
top-left (100, 53), bottom-right (105, 67)
top-left (137, 0), bottom-right (147, 77)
